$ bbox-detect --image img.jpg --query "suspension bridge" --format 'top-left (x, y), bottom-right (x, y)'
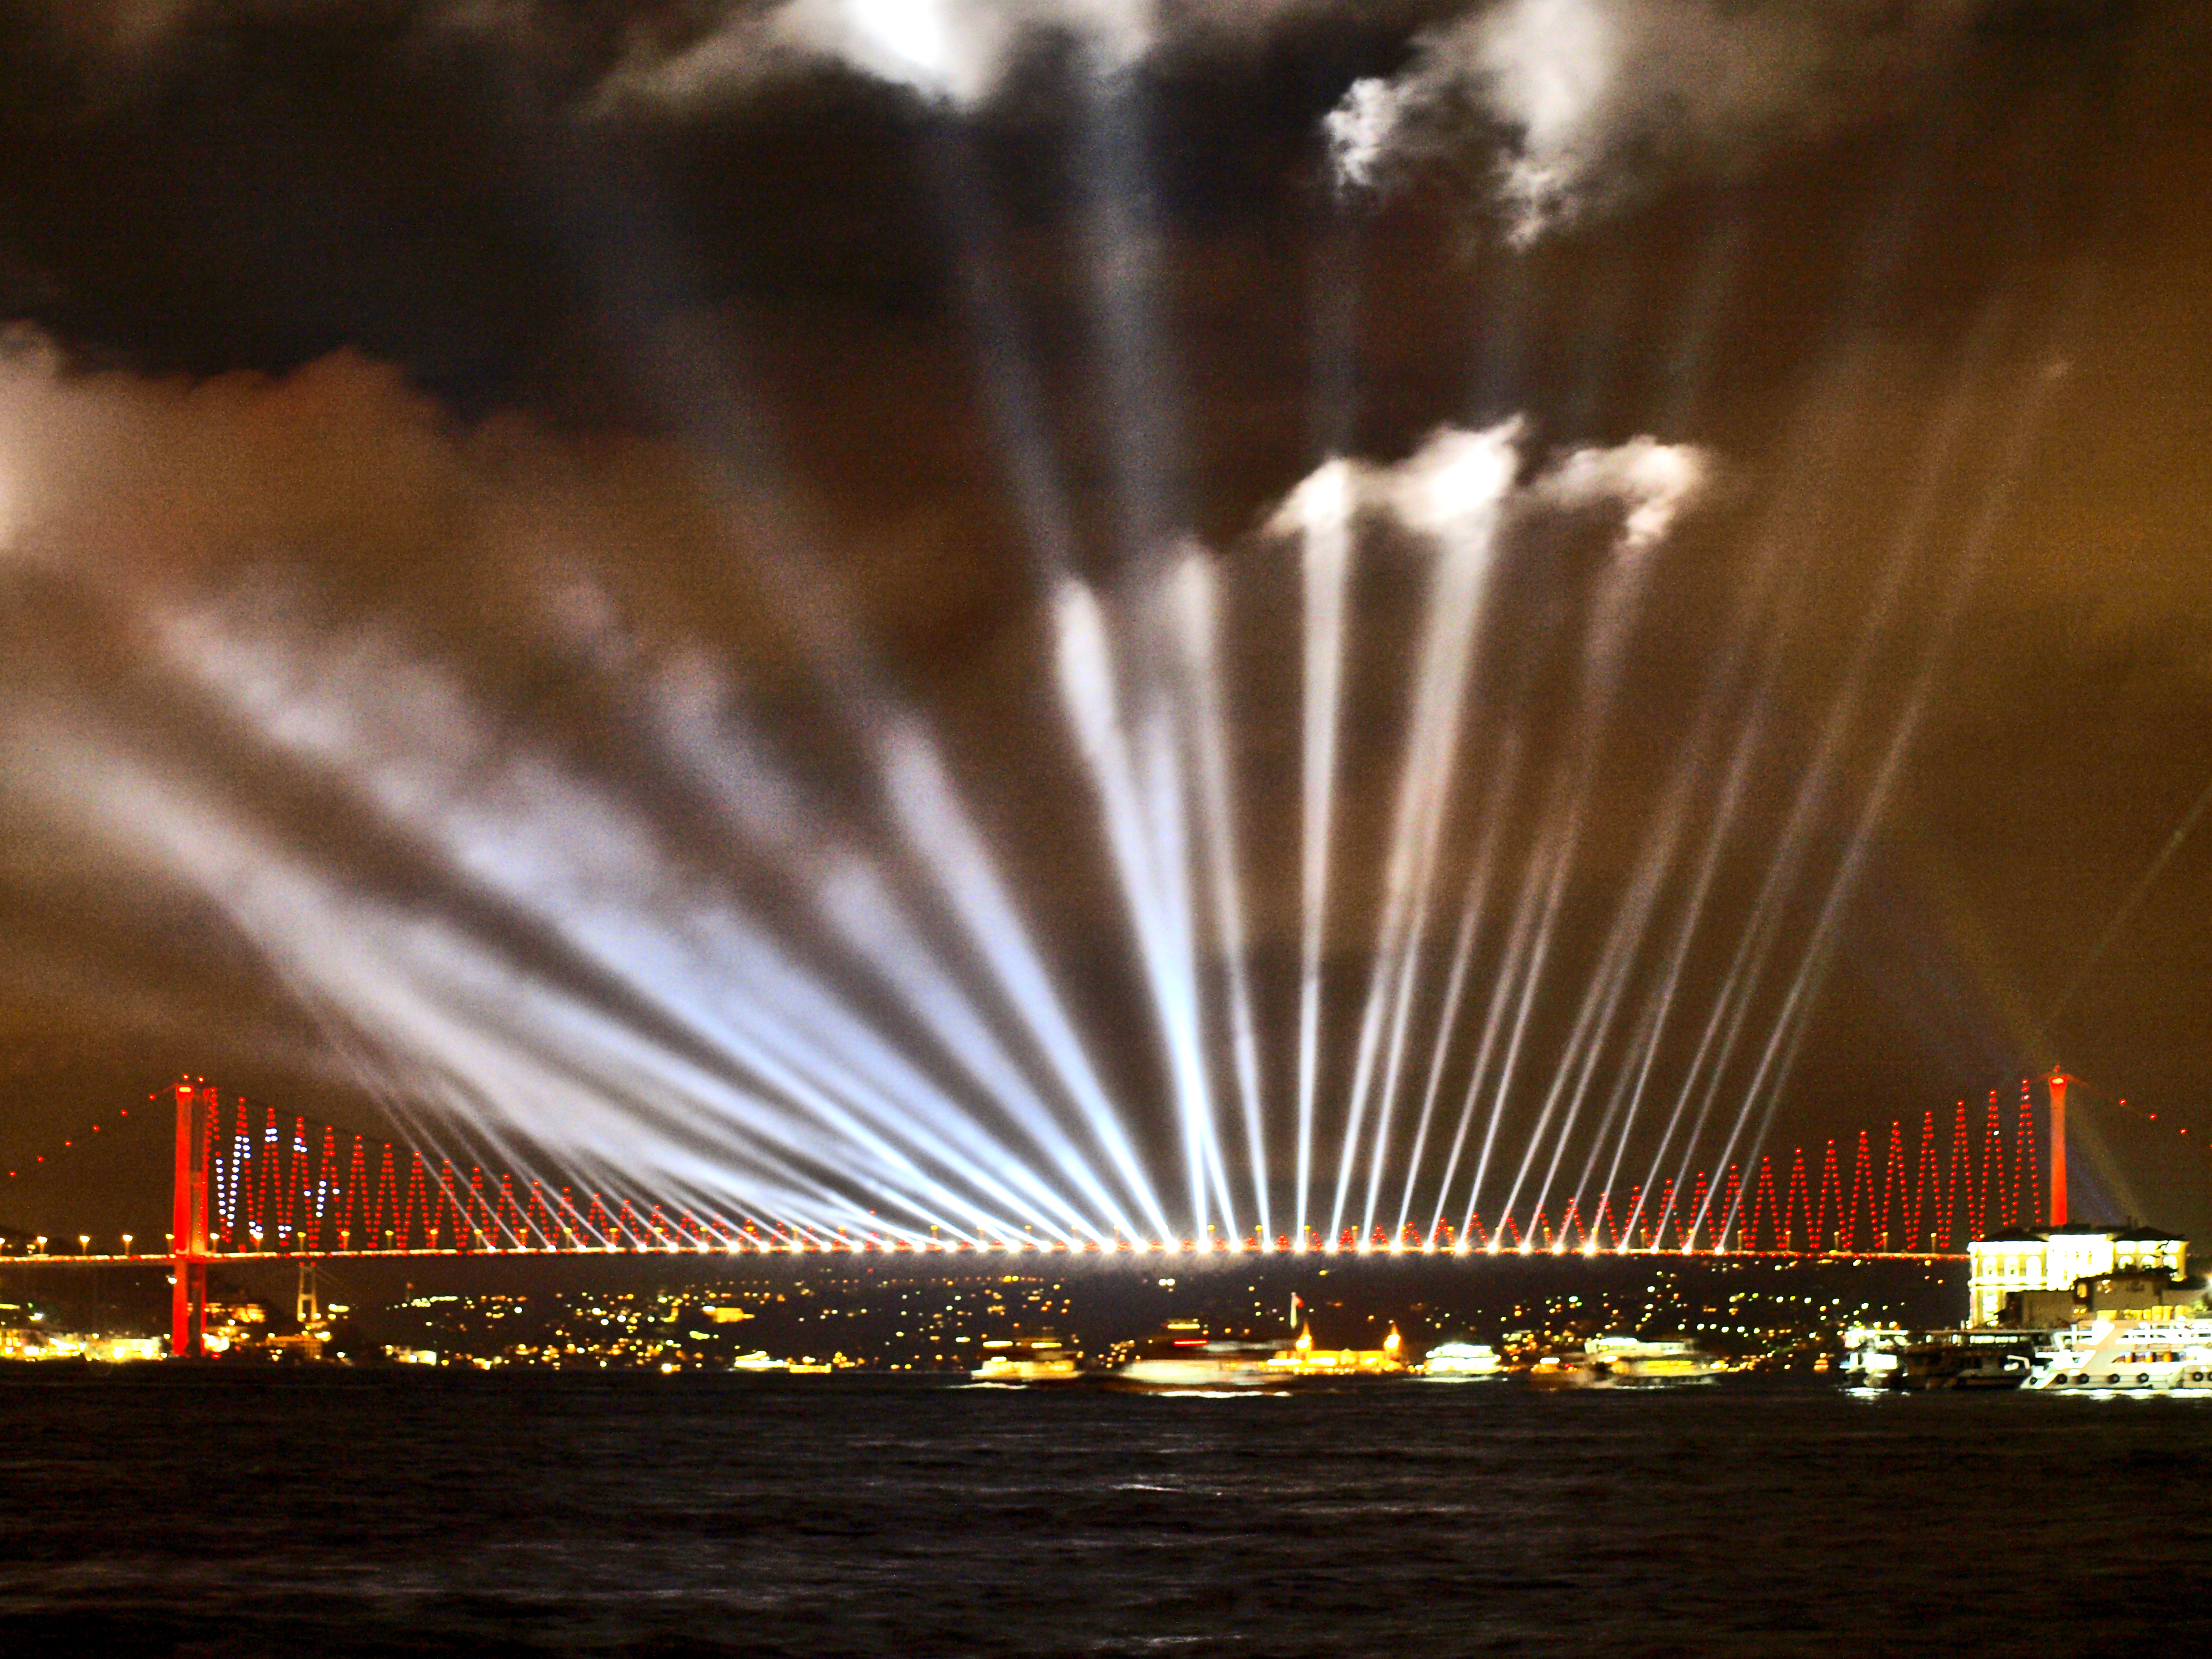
top-left (0, 1073), bottom-right (2096, 1358)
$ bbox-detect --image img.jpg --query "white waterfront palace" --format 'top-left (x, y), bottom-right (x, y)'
top-left (1967, 1225), bottom-right (2189, 1327)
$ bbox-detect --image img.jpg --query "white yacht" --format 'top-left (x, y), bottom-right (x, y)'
top-left (2025, 1318), bottom-right (2212, 1395)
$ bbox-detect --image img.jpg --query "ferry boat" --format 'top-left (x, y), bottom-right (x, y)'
top-left (1520, 1353), bottom-right (1610, 1389)
top-left (729, 1350), bottom-right (788, 1373)
top-left (1114, 1350), bottom-right (1289, 1390)
top-left (1895, 1343), bottom-right (2031, 1390)
top-left (2025, 1318), bottom-right (2212, 1395)
top-left (971, 1336), bottom-right (1082, 1384)
top-left (1838, 1324), bottom-right (2041, 1390)
top-left (1584, 1334), bottom-right (1724, 1383)
top-left (1113, 1321), bottom-right (1292, 1391)
top-left (1111, 1318), bottom-right (1410, 1390)
top-left (1419, 1341), bottom-right (1504, 1378)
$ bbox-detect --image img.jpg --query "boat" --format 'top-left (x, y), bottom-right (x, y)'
top-left (1113, 1321), bottom-right (1293, 1391)
top-left (1520, 1353), bottom-right (1610, 1389)
top-left (1840, 1326), bottom-right (1908, 1387)
top-left (1584, 1334), bottom-right (1724, 1383)
top-left (1838, 1326), bottom-right (2039, 1390)
top-left (971, 1335), bottom-right (1083, 1384)
top-left (1419, 1341), bottom-right (1504, 1378)
top-left (1112, 1313), bottom-right (1413, 1392)
top-left (1895, 1341), bottom-right (2031, 1390)
top-left (2025, 1318), bottom-right (2212, 1395)
top-left (729, 1350), bottom-right (787, 1373)
top-left (1114, 1351), bottom-right (1291, 1390)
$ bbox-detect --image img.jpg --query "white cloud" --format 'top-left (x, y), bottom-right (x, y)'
top-left (1375, 420), bottom-right (1526, 542)
top-left (599, 0), bottom-right (1317, 113)
top-left (1330, 0), bottom-right (1983, 241)
top-left (1323, 73), bottom-right (1412, 192)
top-left (1271, 420), bottom-right (1707, 557)
top-left (1531, 433), bottom-right (1709, 554)
top-left (779, 0), bottom-right (1149, 104)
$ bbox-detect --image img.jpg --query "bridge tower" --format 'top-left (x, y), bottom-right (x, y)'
top-left (295, 1257), bottom-right (319, 1327)
top-left (2048, 1069), bottom-right (2068, 1227)
top-left (170, 1080), bottom-right (209, 1358)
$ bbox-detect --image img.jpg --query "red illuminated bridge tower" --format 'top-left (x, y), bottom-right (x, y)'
top-left (170, 1081), bottom-right (210, 1358)
top-left (2048, 1068), bottom-right (2068, 1227)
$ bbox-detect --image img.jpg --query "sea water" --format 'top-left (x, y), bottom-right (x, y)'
top-left (0, 1370), bottom-right (2204, 1655)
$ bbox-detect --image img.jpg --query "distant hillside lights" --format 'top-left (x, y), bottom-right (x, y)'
top-left (0, 1324), bottom-right (163, 1363)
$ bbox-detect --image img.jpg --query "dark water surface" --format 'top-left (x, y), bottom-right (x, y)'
top-left (1, 1370), bottom-right (2205, 1657)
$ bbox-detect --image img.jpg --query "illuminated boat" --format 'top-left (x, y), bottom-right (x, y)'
top-left (1841, 1327), bottom-right (2035, 1390)
top-left (1520, 1353), bottom-right (1610, 1389)
top-left (1894, 1338), bottom-right (2032, 1390)
top-left (1113, 1321), bottom-right (1290, 1390)
top-left (1840, 1325), bottom-right (1908, 1387)
top-left (1419, 1341), bottom-right (1504, 1378)
top-left (971, 1335), bottom-right (1082, 1384)
top-left (1113, 1319), bottom-right (1412, 1390)
top-left (2025, 1318), bottom-right (2212, 1395)
top-left (1584, 1334), bottom-right (1724, 1383)
top-left (729, 1350), bottom-right (788, 1373)
top-left (1114, 1351), bottom-right (1289, 1390)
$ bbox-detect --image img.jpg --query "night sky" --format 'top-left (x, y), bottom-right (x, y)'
top-left (2, 1), bottom-right (2211, 1244)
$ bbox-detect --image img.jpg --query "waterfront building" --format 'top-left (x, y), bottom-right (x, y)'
top-left (1966, 1225), bottom-right (2189, 1327)
top-left (1262, 1322), bottom-right (1407, 1376)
